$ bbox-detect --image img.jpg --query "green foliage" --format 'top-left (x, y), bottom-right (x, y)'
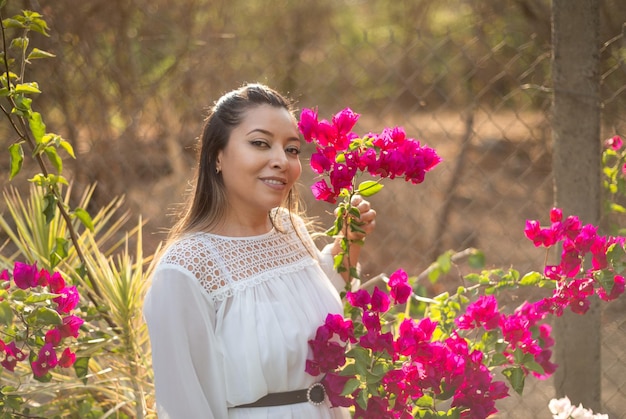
top-left (0, 185), bottom-right (156, 417)
top-left (1, 5), bottom-right (157, 416)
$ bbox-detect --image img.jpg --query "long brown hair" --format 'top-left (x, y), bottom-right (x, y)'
top-left (168, 83), bottom-right (306, 242)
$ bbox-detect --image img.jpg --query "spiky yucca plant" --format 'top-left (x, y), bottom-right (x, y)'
top-left (0, 185), bottom-right (157, 418)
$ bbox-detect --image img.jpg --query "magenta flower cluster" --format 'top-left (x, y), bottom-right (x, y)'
top-left (307, 207), bottom-right (626, 418)
top-left (307, 269), bottom-right (511, 418)
top-left (524, 207), bottom-right (626, 314)
top-left (1, 262), bottom-right (83, 378)
top-left (298, 108), bottom-right (441, 203)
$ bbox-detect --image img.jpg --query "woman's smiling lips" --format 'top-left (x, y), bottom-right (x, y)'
top-left (260, 176), bottom-right (288, 190)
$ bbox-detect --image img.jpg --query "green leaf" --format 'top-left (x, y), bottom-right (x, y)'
top-left (607, 243), bottom-right (626, 274)
top-left (357, 180), bottom-right (383, 197)
top-left (355, 389), bottom-right (367, 410)
top-left (11, 289), bottom-right (28, 301)
top-left (502, 367), bottom-right (525, 395)
top-left (333, 253), bottom-right (345, 272)
top-left (28, 111), bottom-right (46, 143)
top-left (523, 360), bottom-right (545, 375)
top-left (12, 95), bottom-right (32, 114)
top-left (9, 37), bottom-right (28, 51)
top-left (468, 250), bottom-right (485, 268)
top-left (595, 270), bottom-right (615, 295)
top-left (50, 237), bottom-right (69, 268)
top-left (14, 82), bottom-right (41, 94)
top-left (74, 207), bottom-right (94, 232)
top-left (33, 371), bottom-right (53, 383)
top-left (74, 357), bottom-right (90, 384)
top-left (8, 142), bottom-right (24, 180)
top-left (341, 378), bottom-right (361, 396)
top-left (519, 271), bottom-right (543, 286)
top-left (28, 306), bottom-right (62, 325)
top-left (24, 292), bottom-right (59, 304)
top-left (610, 203), bottom-right (626, 213)
top-left (2, 18), bottom-right (26, 30)
top-left (347, 346), bottom-right (371, 365)
top-left (59, 139), bottom-right (76, 158)
top-left (0, 300), bottom-right (13, 326)
top-left (43, 192), bottom-right (58, 224)
top-left (436, 251), bottom-right (452, 274)
top-left (27, 47), bottom-right (56, 60)
top-left (490, 352), bottom-right (508, 366)
top-left (44, 147), bottom-right (63, 173)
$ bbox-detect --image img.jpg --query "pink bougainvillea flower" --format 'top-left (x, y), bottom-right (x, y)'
top-left (310, 150), bottom-right (333, 174)
top-left (388, 269), bottom-right (412, 304)
top-left (549, 207), bottom-right (563, 222)
top-left (559, 242), bottom-right (582, 278)
top-left (456, 295), bottom-right (501, 331)
top-left (13, 261), bottom-right (39, 289)
top-left (31, 343), bottom-right (58, 377)
top-left (57, 315), bottom-right (84, 339)
top-left (297, 108), bottom-right (318, 143)
top-left (45, 328), bottom-right (62, 346)
top-left (353, 395), bottom-right (391, 419)
top-left (315, 119), bottom-right (338, 148)
top-left (524, 220), bottom-right (557, 247)
top-left (544, 265), bottom-right (561, 280)
top-left (597, 274), bottom-right (625, 301)
top-left (1, 342), bottom-right (26, 372)
top-left (58, 347), bottom-right (76, 368)
top-left (306, 338), bottom-right (346, 375)
top-left (310, 179), bottom-right (336, 203)
top-left (48, 271), bottom-right (66, 293)
top-left (359, 330), bottom-right (394, 355)
top-left (328, 162), bottom-right (355, 192)
top-left (0, 269), bottom-right (9, 282)
top-left (346, 289), bottom-right (371, 309)
top-left (322, 372), bottom-right (354, 407)
top-left (395, 317), bottom-right (437, 357)
top-left (37, 268), bottom-right (50, 287)
top-left (604, 135), bottom-right (623, 150)
top-left (53, 285), bottom-right (80, 313)
top-left (332, 108), bottom-right (360, 137)
top-left (362, 310), bottom-right (381, 333)
top-left (370, 287), bottom-right (390, 313)
top-left (322, 313), bottom-right (355, 343)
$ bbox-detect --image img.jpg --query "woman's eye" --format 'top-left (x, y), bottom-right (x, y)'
top-left (286, 147), bottom-right (301, 156)
top-left (251, 140), bottom-right (269, 148)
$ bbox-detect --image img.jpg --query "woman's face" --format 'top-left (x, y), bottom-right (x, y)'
top-left (216, 104), bottom-right (302, 220)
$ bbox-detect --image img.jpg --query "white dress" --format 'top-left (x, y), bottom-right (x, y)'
top-left (143, 210), bottom-right (351, 419)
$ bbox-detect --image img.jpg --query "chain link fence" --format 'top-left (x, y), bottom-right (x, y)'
top-left (1, 2), bottom-right (626, 417)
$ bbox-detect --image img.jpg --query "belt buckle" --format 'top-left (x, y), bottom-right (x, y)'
top-left (306, 382), bottom-right (326, 406)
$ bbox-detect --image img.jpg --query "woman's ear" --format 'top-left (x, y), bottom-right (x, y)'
top-left (215, 151), bottom-right (223, 173)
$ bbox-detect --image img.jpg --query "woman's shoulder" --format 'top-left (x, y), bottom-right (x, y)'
top-left (156, 233), bottom-right (219, 277)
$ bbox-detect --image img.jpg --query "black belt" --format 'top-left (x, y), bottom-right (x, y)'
top-left (235, 382), bottom-right (326, 408)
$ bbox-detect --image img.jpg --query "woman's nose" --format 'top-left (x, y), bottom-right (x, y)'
top-left (270, 147), bottom-right (288, 169)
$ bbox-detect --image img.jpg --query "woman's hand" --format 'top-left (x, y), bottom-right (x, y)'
top-left (343, 195), bottom-right (377, 241)
top-left (331, 195), bottom-right (377, 285)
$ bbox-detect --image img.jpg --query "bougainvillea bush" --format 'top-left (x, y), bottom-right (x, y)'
top-left (300, 110), bottom-right (625, 419)
top-left (0, 262), bottom-right (83, 410)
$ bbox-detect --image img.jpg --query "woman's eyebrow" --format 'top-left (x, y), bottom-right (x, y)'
top-left (246, 128), bottom-right (273, 136)
top-left (247, 128), bottom-right (301, 143)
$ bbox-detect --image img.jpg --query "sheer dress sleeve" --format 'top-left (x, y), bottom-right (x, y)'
top-left (143, 263), bottom-right (228, 418)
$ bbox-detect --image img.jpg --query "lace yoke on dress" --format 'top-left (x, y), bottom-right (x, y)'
top-left (157, 221), bottom-right (319, 303)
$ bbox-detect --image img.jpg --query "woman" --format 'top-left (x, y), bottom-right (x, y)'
top-left (143, 83), bottom-right (376, 418)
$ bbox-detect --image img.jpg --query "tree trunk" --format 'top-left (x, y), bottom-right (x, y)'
top-left (551, 0), bottom-right (602, 412)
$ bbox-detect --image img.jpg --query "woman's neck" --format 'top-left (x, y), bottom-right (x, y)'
top-left (211, 211), bottom-right (273, 237)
